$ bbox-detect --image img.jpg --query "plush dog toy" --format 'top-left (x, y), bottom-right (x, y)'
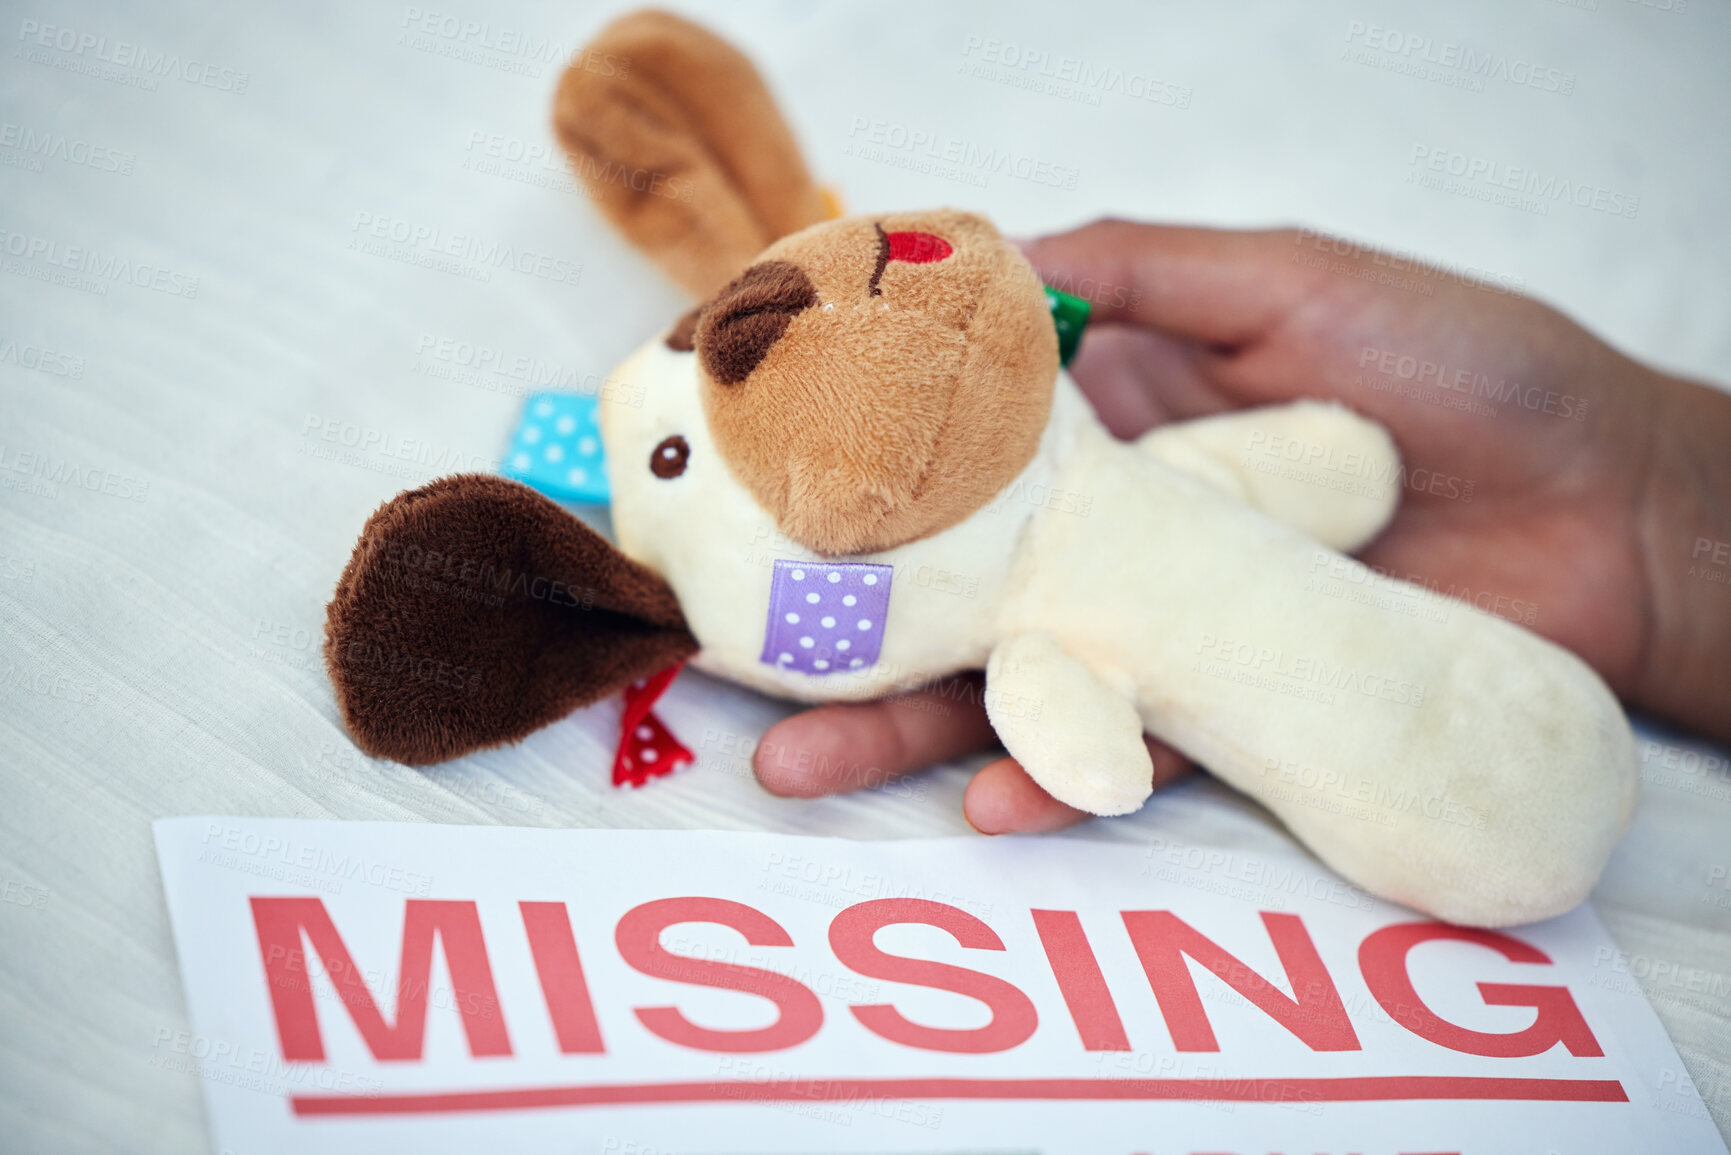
top-left (324, 10), bottom-right (1636, 928)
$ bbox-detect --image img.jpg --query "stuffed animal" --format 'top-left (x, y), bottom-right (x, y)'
top-left (323, 10), bottom-right (1637, 928)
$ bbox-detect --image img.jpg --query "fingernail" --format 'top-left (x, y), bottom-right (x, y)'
top-left (962, 803), bottom-right (999, 836)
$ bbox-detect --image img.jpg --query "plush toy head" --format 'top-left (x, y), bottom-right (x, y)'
top-left (324, 10), bottom-right (1063, 762)
top-left (690, 210), bottom-right (1055, 557)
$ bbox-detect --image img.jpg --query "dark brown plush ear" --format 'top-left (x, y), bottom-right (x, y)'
top-left (553, 9), bottom-right (831, 299)
top-left (324, 475), bottom-right (698, 765)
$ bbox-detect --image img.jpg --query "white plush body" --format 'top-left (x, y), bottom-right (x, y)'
top-left (601, 337), bottom-right (1638, 927)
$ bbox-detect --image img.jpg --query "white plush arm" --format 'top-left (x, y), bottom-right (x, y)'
top-left (1136, 401), bottom-right (1399, 553)
top-left (984, 632), bottom-right (1152, 816)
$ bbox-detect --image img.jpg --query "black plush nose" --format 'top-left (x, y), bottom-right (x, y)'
top-left (696, 260), bottom-right (817, 385)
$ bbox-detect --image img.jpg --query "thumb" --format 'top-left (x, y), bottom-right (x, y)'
top-left (1018, 220), bottom-right (1311, 348)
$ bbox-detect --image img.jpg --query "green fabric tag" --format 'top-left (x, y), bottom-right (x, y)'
top-left (1044, 284), bottom-right (1091, 366)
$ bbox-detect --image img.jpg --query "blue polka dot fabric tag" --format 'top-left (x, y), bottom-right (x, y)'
top-left (760, 559), bottom-right (892, 675)
top-left (502, 392), bottom-right (610, 503)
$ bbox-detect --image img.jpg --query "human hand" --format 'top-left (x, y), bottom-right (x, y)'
top-left (753, 220), bottom-right (1731, 825)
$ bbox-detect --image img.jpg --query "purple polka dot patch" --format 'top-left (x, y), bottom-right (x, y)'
top-left (759, 559), bottom-right (892, 676)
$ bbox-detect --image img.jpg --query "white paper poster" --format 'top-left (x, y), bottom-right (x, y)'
top-left (153, 817), bottom-right (1727, 1154)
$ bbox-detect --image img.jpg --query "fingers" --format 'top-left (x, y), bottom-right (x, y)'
top-left (1065, 324), bottom-right (1237, 439)
top-left (963, 736), bottom-right (1194, 835)
top-left (963, 757), bottom-right (1091, 834)
top-left (1019, 220), bottom-right (1309, 348)
top-left (751, 676), bottom-right (1197, 839)
top-left (752, 675), bottom-right (997, 798)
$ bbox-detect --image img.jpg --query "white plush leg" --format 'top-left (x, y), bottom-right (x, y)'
top-left (1137, 401), bottom-right (1399, 552)
top-left (984, 632), bottom-right (1152, 816)
top-left (1005, 404), bottom-right (1639, 927)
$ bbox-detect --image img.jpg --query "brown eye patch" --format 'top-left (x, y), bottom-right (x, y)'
top-left (650, 434), bottom-right (690, 478)
top-left (696, 259), bottom-right (817, 385)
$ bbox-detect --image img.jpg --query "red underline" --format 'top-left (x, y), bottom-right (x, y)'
top-left (292, 1075), bottom-right (1627, 1116)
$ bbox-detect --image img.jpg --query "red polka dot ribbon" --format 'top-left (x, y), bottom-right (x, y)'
top-left (612, 662), bottom-right (694, 788)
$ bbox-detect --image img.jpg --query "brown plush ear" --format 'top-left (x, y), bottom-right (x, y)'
top-left (553, 9), bottom-right (830, 299)
top-left (324, 475), bottom-right (698, 765)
